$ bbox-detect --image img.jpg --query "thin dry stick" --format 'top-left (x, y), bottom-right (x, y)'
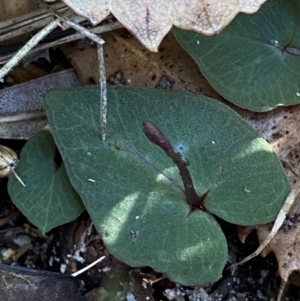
top-left (142, 276), bottom-right (165, 285)
top-left (71, 255), bottom-right (105, 277)
top-left (0, 2), bottom-right (65, 31)
top-left (10, 169), bottom-right (26, 187)
top-left (32, 0), bottom-right (105, 45)
top-left (0, 19), bottom-right (59, 82)
top-left (0, 2), bottom-right (68, 41)
top-left (32, 0), bottom-right (107, 138)
top-left (276, 279), bottom-right (287, 301)
top-left (98, 44), bottom-right (107, 140)
top-left (0, 22), bottom-right (122, 64)
top-left (233, 186), bottom-right (300, 268)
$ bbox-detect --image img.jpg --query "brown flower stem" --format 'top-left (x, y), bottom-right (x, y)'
top-left (142, 120), bottom-right (201, 209)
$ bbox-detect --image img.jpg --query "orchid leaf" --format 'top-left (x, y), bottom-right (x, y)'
top-left (44, 86), bottom-right (289, 284)
top-left (8, 131), bottom-right (85, 234)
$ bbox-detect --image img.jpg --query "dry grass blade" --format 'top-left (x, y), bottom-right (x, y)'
top-left (233, 186), bottom-right (299, 270)
top-left (0, 2), bottom-right (68, 41)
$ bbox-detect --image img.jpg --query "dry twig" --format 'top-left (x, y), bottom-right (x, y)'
top-left (233, 186), bottom-right (300, 269)
top-left (0, 19), bottom-right (60, 82)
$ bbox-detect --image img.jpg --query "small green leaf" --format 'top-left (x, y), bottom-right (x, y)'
top-left (8, 131), bottom-right (85, 234)
top-left (172, 0), bottom-right (300, 112)
top-left (45, 86), bottom-right (289, 285)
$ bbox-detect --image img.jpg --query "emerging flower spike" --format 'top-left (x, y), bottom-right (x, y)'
top-left (142, 120), bottom-right (173, 153)
top-left (142, 120), bottom-right (203, 209)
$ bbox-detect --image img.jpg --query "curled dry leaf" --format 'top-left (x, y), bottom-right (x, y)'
top-left (0, 145), bottom-right (25, 187)
top-left (0, 145), bottom-right (18, 178)
top-left (61, 0), bottom-right (267, 51)
top-left (237, 105), bottom-right (300, 281)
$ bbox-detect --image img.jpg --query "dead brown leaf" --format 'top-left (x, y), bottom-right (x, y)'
top-left (256, 220), bottom-right (300, 282)
top-left (0, 0), bottom-right (36, 22)
top-left (0, 0), bottom-right (37, 44)
top-left (0, 263), bottom-right (87, 301)
top-left (61, 0), bottom-right (267, 51)
top-left (60, 29), bottom-right (220, 99)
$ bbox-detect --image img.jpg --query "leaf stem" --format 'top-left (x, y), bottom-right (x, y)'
top-left (142, 121), bottom-right (202, 209)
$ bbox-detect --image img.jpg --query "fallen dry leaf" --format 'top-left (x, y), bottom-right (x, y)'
top-left (255, 219), bottom-right (300, 282)
top-left (0, 263), bottom-right (87, 301)
top-left (236, 105), bottom-right (300, 282)
top-left (60, 29), bottom-right (220, 98)
top-left (0, 0), bottom-right (36, 22)
top-left (61, 0), bottom-right (267, 51)
top-left (0, 69), bottom-right (80, 139)
top-left (0, 0), bottom-right (37, 44)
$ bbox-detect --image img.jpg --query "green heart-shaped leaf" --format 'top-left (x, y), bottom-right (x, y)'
top-left (172, 0), bottom-right (300, 112)
top-left (45, 86), bottom-right (289, 285)
top-left (8, 131), bottom-right (85, 234)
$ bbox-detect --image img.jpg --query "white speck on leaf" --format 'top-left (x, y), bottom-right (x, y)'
top-left (244, 186), bottom-right (251, 193)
